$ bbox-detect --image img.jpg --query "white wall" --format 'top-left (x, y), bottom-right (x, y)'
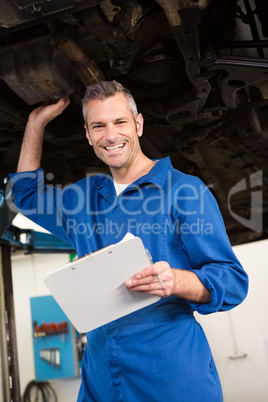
top-left (11, 251), bottom-right (81, 400)
top-left (11, 215), bottom-right (268, 401)
top-left (196, 239), bottom-right (268, 401)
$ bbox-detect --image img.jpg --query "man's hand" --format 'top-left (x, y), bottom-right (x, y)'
top-left (125, 261), bottom-right (211, 303)
top-left (125, 261), bottom-right (175, 298)
top-left (28, 96), bottom-right (70, 129)
top-left (17, 97), bottom-right (70, 172)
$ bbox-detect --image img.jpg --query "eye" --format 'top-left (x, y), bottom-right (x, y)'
top-left (116, 120), bottom-right (127, 125)
top-left (92, 124), bottom-right (104, 130)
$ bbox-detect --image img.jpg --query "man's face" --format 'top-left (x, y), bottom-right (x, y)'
top-left (84, 92), bottom-right (143, 171)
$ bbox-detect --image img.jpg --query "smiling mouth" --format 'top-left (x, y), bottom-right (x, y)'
top-left (104, 143), bottom-right (125, 151)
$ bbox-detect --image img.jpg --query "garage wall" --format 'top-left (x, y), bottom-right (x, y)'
top-left (11, 251), bottom-right (81, 400)
top-left (196, 238), bottom-right (268, 401)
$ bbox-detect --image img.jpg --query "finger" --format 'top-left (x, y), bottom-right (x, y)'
top-left (127, 281), bottom-right (165, 293)
top-left (134, 265), bottom-right (159, 280)
top-left (45, 97), bottom-right (70, 118)
top-left (126, 280), bottom-right (171, 298)
top-left (59, 96), bottom-right (70, 105)
top-left (53, 96), bottom-right (70, 109)
top-left (134, 261), bottom-right (171, 280)
top-left (125, 275), bottom-right (158, 288)
top-left (126, 273), bottom-right (167, 290)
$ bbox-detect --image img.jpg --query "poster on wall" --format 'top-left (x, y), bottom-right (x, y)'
top-left (30, 295), bottom-right (81, 381)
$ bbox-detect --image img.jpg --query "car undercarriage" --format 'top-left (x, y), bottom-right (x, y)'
top-left (0, 0), bottom-right (267, 245)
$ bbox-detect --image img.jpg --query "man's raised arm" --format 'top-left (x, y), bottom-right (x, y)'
top-left (17, 97), bottom-right (70, 172)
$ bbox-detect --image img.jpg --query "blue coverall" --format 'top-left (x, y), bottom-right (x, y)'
top-left (10, 157), bottom-right (248, 401)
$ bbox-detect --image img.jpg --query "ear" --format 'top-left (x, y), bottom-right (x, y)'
top-left (84, 125), bottom-right (93, 146)
top-left (136, 113), bottom-right (144, 138)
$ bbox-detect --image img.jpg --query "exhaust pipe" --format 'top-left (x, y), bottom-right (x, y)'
top-left (58, 36), bottom-right (105, 86)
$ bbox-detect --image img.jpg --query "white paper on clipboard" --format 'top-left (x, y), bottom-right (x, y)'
top-left (43, 234), bottom-right (160, 333)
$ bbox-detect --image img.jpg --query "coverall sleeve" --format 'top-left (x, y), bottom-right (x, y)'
top-left (9, 168), bottom-right (77, 248)
top-left (178, 188), bottom-right (249, 314)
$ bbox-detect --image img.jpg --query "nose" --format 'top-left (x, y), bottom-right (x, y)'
top-left (105, 123), bottom-right (117, 143)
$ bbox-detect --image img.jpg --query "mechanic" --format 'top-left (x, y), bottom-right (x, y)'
top-left (10, 80), bottom-right (248, 401)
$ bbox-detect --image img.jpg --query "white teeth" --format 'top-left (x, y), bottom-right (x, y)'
top-left (105, 144), bottom-right (124, 151)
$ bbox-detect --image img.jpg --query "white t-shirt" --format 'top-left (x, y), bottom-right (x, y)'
top-left (113, 180), bottom-right (130, 196)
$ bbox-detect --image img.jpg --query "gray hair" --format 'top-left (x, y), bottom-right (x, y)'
top-left (82, 80), bottom-right (138, 127)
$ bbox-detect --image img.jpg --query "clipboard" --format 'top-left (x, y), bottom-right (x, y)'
top-left (43, 236), bottom-right (160, 333)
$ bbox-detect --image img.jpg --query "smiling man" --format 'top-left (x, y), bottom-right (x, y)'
top-left (10, 80), bottom-right (248, 401)
top-left (83, 87), bottom-right (154, 184)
